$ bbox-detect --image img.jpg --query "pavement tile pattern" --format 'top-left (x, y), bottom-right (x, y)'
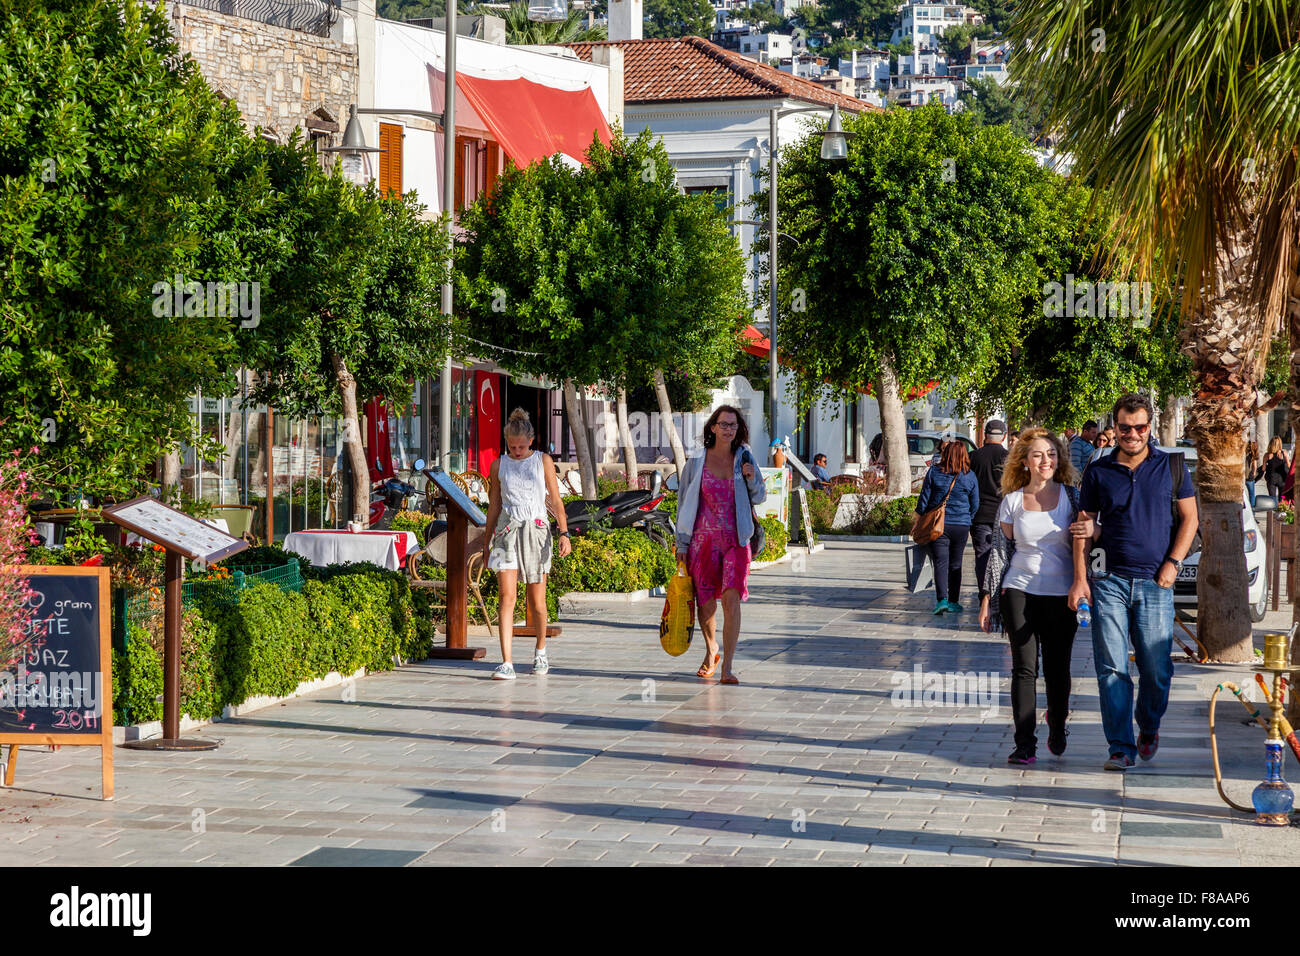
top-left (1, 541), bottom-right (1294, 866)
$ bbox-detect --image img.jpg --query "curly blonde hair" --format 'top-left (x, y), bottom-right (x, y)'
top-left (1001, 427), bottom-right (1077, 494)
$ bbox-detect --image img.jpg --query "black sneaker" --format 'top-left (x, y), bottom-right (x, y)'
top-left (1047, 723), bottom-right (1069, 756)
top-left (1007, 747), bottom-right (1036, 765)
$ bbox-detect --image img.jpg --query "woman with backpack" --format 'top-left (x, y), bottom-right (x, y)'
top-left (675, 405), bottom-right (767, 685)
top-left (979, 428), bottom-right (1080, 765)
top-left (914, 441), bottom-right (979, 616)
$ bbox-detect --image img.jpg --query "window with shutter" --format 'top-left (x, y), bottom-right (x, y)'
top-left (378, 123), bottom-right (403, 197)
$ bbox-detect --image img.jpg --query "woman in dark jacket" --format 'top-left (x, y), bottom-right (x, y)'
top-left (915, 441), bottom-right (979, 615)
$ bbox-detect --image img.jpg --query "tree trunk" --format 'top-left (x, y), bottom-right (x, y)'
top-left (563, 378), bottom-right (598, 499)
top-left (1157, 391), bottom-right (1179, 448)
top-left (616, 387), bottom-right (638, 488)
top-left (1184, 244), bottom-right (1273, 662)
top-left (160, 451), bottom-right (181, 498)
top-left (654, 367), bottom-right (687, 484)
top-left (332, 354), bottom-right (371, 527)
top-left (877, 350), bottom-right (911, 496)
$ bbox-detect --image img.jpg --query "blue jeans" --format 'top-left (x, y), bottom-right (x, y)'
top-left (1091, 573), bottom-right (1174, 760)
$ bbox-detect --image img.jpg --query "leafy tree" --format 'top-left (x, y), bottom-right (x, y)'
top-left (643, 0), bottom-right (716, 38)
top-left (234, 156), bottom-right (452, 526)
top-left (967, 0), bottom-right (1014, 34)
top-left (734, 3), bottom-right (780, 29)
top-left (456, 129), bottom-right (748, 492)
top-left (504, 2), bottom-right (606, 43)
top-left (958, 76), bottom-right (1049, 143)
top-left (820, 0), bottom-right (899, 42)
top-left (764, 103), bottom-right (1059, 495)
top-left (0, 0), bottom-right (254, 499)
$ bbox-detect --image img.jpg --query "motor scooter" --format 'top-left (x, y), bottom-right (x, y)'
top-left (559, 471), bottom-right (675, 547)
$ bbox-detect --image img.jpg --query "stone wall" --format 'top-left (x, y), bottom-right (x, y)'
top-left (169, 2), bottom-right (358, 142)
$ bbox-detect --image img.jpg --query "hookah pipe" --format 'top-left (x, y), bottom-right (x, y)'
top-left (1252, 673), bottom-right (1300, 762)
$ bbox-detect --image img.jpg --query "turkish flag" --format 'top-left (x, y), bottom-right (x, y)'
top-left (365, 398), bottom-right (395, 483)
top-left (476, 371), bottom-right (501, 475)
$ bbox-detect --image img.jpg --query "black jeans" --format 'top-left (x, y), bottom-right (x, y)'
top-left (1003, 588), bottom-right (1078, 752)
top-left (926, 524), bottom-right (970, 604)
top-left (971, 523), bottom-right (996, 599)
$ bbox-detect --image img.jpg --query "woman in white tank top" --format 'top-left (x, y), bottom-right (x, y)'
top-left (482, 408), bottom-right (571, 680)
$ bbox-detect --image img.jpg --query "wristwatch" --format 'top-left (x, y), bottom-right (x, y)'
top-left (1165, 556), bottom-right (1183, 571)
top-left (558, 530), bottom-right (571, 538)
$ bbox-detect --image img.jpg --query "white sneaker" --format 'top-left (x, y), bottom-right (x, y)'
top-left (533, 650), bottom-right (549, 675)
top-left (492, 662), bottom-right (516, 681)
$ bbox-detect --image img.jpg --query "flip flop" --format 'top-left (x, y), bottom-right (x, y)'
top-left (696, 652), bottom-right (721, 678)
top-left (720, 674), bottom-right (740, 685)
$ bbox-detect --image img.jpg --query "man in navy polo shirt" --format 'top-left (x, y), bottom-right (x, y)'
top-left (1068, 393), bottom-right (1198, 771)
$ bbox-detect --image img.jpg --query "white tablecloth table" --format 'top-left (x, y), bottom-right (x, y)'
top-left (281, 530), bottom-right (419, 571)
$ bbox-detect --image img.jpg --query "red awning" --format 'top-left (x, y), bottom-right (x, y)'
top-left (454, 73), bottom-right (612, 167)
top-left (741, 324), bottom-right (939, 400)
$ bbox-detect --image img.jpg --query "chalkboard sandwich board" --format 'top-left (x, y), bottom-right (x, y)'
top-left (2, 567), bottom-right (113, 799)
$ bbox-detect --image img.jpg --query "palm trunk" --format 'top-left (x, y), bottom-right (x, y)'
top-left (563, 378), bottom-right (597, 499)
top-left (877, 350), bottom-right (911, 496)
top-left (1183, 245), bottom-right (1272, 662)
top-left (1286, 270), bottom-right (1300, 724)
top-left (616, 387), bottom-right (638, 488)
top-left (332, 354), bottom-right (371, 527)
top-left (654, 368), bottom-right (687, 483)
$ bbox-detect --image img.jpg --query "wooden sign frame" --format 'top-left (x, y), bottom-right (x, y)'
top-left (2, 566), bottom-right (113, 800)
top-left (101, 496), bottom-right (247, 564)
top-left (422, 468), bottom-right (486, 660)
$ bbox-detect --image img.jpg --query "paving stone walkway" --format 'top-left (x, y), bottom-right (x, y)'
top-left (1, 541), bottom-right (1296, 866)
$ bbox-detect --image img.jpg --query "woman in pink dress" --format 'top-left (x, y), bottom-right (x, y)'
top-left (675, 405), bottom-right (766, 685)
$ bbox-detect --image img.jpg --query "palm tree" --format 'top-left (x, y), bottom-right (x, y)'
top-left (1008, 2), bottom-right (1300, 661)
top-left (504, 2), bottom-right (607, 43)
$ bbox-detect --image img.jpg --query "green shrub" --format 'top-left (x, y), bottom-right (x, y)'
top-left (111, 609), bottom-right (220, 725)
top-left (806, 486), bottom-right (850, 534)
top-left (388, 508), bottom-right (436, 547)
top-left (224, 544), bottom-right (310, 576)
top-left (660, 492), bottom-right (678, 523)
top-left (863, 495), bottom-right (920, 536)
top-left (756, 514), bottom-right (788, 562)
top-left (112, 626), bottom-right (163, 726)
top-left (549, 527), bottom-right (675, 593)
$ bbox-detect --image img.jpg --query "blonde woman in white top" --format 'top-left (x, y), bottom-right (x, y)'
top-left (979, 428), bottom-right (1080, 765)
top-left (482, 408), bottom-right (571, 680)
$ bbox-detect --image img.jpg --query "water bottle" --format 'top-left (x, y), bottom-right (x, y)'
top-left (1077, 601), bottom-right (1091, 628)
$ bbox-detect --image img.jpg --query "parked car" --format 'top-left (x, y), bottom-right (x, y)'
top-left (1093, 446), bottom-right (1269, 622)
top-left (906, 430), bottom-right (977, 490)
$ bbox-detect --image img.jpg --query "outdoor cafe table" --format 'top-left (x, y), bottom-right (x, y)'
top-left (281, 529), bottom-right (419, 572)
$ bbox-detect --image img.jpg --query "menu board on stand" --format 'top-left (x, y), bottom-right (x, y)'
top-left (102, 497), bottom-right (248, 751)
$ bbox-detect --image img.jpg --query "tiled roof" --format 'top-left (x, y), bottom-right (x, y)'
top-left (565, 36), bottom-right (876, 112)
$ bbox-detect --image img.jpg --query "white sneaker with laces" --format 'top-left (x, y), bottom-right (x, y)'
top-left (533, 649), bottom-right (549, 675)
top-left (492, 662), bottom-right (516, 681)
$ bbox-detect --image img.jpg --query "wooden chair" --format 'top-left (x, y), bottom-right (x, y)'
top-left (408, 527), bottom-right (493, 627)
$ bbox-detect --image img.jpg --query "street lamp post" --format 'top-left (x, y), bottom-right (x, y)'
top-left (762, 102), bottom-right (852, 440)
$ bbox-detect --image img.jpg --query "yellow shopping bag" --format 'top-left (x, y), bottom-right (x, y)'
top-left (659, 560), bottom-right (695, 657)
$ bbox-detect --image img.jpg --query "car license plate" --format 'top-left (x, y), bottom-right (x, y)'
top-left (1177, 565), bottom-right (1197, 582)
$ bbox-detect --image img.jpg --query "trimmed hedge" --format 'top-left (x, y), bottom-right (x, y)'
top-left (866, 495), bottom-right (920, 536)
top-left (110, 562), bottom-right (431, 726)
top-left (756, 514), bottom-right (788, 562)
top-left (549, 527), bottom-right (675, 593)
